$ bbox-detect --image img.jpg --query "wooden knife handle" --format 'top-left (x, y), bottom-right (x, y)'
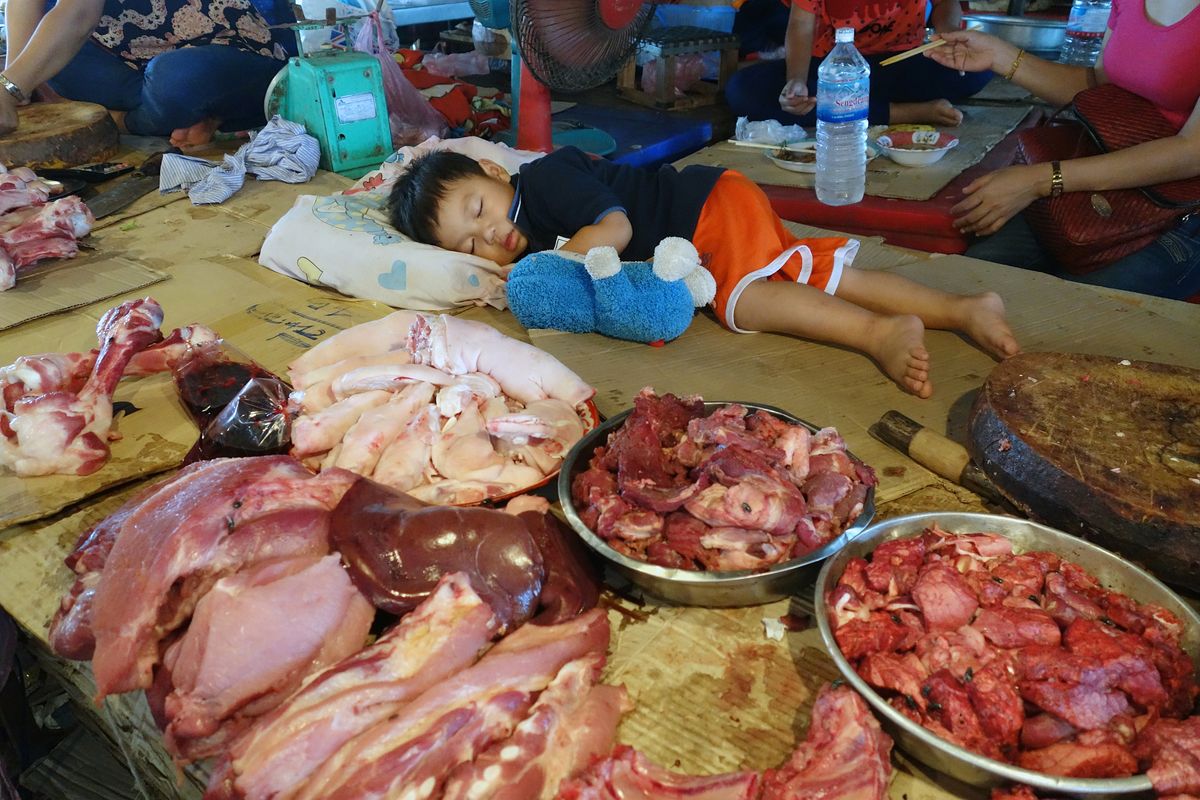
top-left (870, 410), bottom-right (1001, 502)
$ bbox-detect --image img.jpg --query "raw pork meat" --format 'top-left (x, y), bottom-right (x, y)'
top-left (289, 608), bottom-right (610, 800)
top-left (827, 524), bottom-right (1200, 781)
top-left (442, 655), bottom-right (630, 800)
top-left (408, 313), bottom-right (594, 406)
top-left (88, 456), bottom-right (357, 698)
top-left (556, 746), bottom-right (760, 800)
top-left (0, 166), bottom-right (51, 215)
top-left (207, 572), bottom-right (498, 800)
top-left (572, 389), bottom-right (875, 571)
top-left (0, 195), bottom-right (94, 290)
top-left (157, 554), bottom-right (374, 760)
top-left (0, 297), bottom-right (162, 475)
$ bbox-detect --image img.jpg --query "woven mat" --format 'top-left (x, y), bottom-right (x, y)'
top-left (674, 104), bottom-right (1033, 201)
top-left (0, 251), bottom-right (167, 331)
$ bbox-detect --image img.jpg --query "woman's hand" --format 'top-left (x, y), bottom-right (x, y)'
top-left (926, 30), bottom-right (1013, 74)
top-left (0, 91), bottom-right (18, 136)
top-left (779, 79), bottom-right (816, 116)
top-left (952, 164), bottom-right (1048, 236)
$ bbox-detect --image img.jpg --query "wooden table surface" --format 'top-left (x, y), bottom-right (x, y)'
top-left (2, 170), bottom-right (1198, 799)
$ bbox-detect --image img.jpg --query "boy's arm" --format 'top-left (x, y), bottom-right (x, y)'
top-left (558, 210), bottom-right (633, 256)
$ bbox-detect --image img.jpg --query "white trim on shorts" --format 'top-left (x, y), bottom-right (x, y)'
top-left (723, 238), bottom-right (861, 333)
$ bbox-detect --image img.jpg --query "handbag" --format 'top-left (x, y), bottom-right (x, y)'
top-left (1014, 83), bottom-right (1200, 274)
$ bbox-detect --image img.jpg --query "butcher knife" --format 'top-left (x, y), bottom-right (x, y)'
top-left (869, 410), bottom-right (1004, 504)
top-left (85, 148), bottom-right (175, 219)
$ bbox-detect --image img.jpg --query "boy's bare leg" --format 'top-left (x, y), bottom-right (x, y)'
top-left (835, 268), bottom-right (1019, 360)
top-left (735, 279), bottom-right (934, 398)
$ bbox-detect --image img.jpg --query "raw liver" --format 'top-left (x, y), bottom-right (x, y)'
top-left (968, 352), bottom-right (1200, 587)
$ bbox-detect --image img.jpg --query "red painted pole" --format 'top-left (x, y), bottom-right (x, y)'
top-left (517, 60), bottom-right (553, 153)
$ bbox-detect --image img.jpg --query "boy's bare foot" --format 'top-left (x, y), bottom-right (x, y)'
top-left (169, 117), bottom-right (221, 149)
top-left (889, 98), bottom-right (964, 127)
top-left (869, 314), bottom-right (933, 398)
top-left (957, 291), bottom-right (1020, 360)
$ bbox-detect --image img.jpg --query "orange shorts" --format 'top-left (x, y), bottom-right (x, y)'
top-left (691, 170), bottom-right (859, 332)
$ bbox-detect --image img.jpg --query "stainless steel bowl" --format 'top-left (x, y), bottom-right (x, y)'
top-left (969, 14), bottom-right (1067, 59)
top-left (558, 401), bottom-right (876, 607)
top-left (815, 511), bottom-right (1200, 797)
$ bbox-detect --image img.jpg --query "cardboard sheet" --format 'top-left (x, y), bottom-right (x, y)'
top-left (0, 255), bottom-right (391, 527)
top-left (0, 252), bottom-right (166, 331)
top-left (676, 105), bottom-right (1033, 200)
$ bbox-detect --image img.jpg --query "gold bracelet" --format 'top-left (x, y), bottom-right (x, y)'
top-left (1002, 48), bottom-right (1025, 82)
top-left (1049, 160), bottom-right (1064, 197)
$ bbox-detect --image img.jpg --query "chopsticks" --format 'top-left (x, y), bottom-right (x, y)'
top-left (725, 139), bottom-right (812, 152)
top-left (879, 38), bottom-right (947, 66)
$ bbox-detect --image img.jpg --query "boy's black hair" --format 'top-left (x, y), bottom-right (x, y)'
top-left (387, 151), bottom-right (489, 246)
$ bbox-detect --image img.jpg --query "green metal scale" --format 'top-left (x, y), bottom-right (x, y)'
top-left (264, 14), bottom-right (392, 179)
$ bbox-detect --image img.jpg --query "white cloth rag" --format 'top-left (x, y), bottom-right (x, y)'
top-left (158, 116), bottom-right (322, 204)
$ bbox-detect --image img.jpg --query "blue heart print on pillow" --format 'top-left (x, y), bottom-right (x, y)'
top-left (379, 260), bottom-right (408, 291)
top-left (467, 274), bottom-right (480, 287)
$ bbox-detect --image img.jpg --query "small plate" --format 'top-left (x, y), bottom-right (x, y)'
top-left (764, 142), bottom-right (880, 174)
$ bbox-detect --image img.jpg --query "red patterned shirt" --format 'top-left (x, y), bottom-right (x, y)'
top-left (788, 0), bottom-right (927, 56)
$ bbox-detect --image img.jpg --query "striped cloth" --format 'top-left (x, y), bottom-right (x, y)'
top-left (158, 116), bottom-right (321, 204)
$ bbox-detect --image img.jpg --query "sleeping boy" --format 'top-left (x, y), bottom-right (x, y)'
top-left (387, 146), bottom-right (1018, 397)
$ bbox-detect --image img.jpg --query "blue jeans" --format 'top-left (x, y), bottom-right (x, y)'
top-left (46, 21), bottom-right (290, 135)
top-left (724, 55), bottom-right (992, 126)
top-left (966, 212), bottom-right (1200, 301)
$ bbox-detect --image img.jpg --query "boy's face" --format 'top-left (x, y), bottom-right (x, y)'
top-left (431, 159), bottom-right (528, 265)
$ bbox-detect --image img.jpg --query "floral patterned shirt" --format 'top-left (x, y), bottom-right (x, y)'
top-left (92, 0), bottom-right (286, 66)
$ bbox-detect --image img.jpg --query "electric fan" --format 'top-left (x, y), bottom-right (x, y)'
top-left (467, 0), bottom-right (658, 153)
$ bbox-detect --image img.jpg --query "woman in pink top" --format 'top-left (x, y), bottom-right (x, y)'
top-left (924, 0), bottom-right (1200, 299)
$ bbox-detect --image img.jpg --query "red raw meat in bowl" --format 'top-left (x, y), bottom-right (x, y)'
top-left (558, 395), bottom-right (876, 607)
top-left (815, 511), bottom-right (1200, 796)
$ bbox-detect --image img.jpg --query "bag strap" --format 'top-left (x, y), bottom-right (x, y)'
top-left (1071, 84), bottom-right (1200, 209)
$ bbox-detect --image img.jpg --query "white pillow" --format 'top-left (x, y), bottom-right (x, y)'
top-left (259, 138), bottom-right (544, 311)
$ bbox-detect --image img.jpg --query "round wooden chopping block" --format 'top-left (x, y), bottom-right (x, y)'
top-left (968, 352), bottom-right (1200, 587)
top-left (0, 101), bottom-right (120, 169)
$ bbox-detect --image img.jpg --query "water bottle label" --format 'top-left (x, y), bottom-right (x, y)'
top-left (1067, 4), bottom-right (1110, 35)
top-left (817, 76), bottom-right (869, 123)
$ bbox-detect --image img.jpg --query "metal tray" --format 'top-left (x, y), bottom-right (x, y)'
top-left (558, 400), bottom-right (876, 607)
top-left (814, 511), bottom-right (1200, 798)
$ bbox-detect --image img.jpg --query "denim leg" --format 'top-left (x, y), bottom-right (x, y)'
top-left (124, 46), bottom-right (286, 136)
top-left (965, 214), bottom-right (1056, 272)
top-left (882, 55), bottom-right (994, 104)
top-left (723, 59), bottom-right (799, 124)
top-left (1067, 214), bottom-right (1200, 300)
top-left (45, 39), bottom-right (144, 111)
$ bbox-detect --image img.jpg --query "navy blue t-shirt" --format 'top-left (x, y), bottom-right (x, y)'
top-left (508, 147), bottom-right (725, 261)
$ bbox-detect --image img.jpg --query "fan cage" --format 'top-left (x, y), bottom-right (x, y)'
top-left (513, 0), bottom-right (658, 93)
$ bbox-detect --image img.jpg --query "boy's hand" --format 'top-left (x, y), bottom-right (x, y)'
top-left (779, 80), bottom-right (816, 116)
top-left (560, 211), bottom-right (633, 256)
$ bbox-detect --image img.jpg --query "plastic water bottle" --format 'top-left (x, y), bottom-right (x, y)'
top-left (816, 28), bottom-right (870, 206)
top-left (1059, 0), bottom-right (1111, 66)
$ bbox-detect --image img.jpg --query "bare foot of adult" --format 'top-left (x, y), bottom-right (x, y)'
top-left (108, 110), bottom-right (129, 133)
top-left (868, 314), bottom-right (933, 398)
top-left (169, 117), bottom-right (221, 149)
top-left (957, 291), bottom-right (1020, 360)
top-left (889, 98), bottom-right (964, 127)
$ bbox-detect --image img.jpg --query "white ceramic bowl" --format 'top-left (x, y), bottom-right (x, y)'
top-left (877, 130), bottom-right (959, 166)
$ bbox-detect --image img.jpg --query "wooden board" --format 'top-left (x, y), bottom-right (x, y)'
top-left (0, 101), bottom-right (119, 168)
top-left (968, 352), bottom-right (1200, 586)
